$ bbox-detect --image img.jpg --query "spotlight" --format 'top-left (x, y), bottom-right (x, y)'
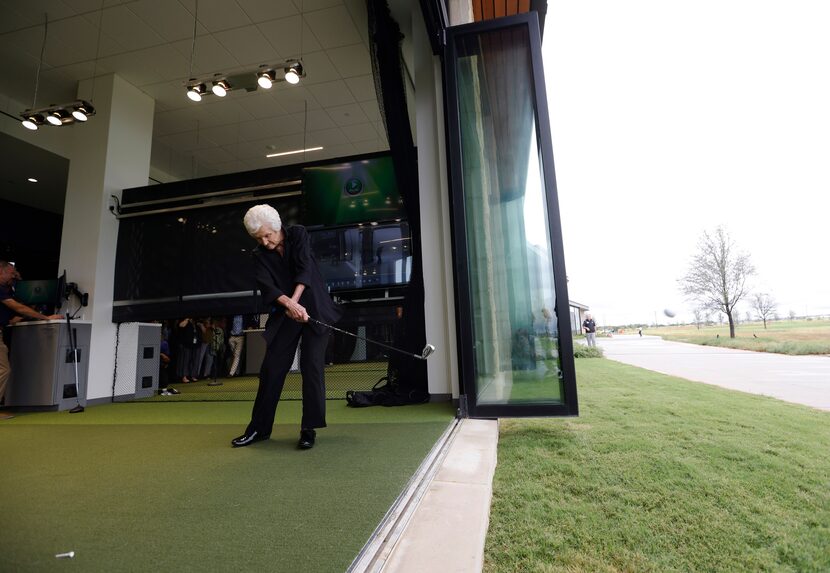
top-left (284, 61), bottom-right (303, 85)
top-left (257, 69), bottom-right (276, 89)
top-left (211, 79), bottom-right (230, 97)
top-left (187, 83), bottom-right (206, 102)
top-left (71, 104), bottom-right (91, 122)
top-left (21, 114), bottom-right (42, 130)
top-left (46, 111), bottom-right (63, 126)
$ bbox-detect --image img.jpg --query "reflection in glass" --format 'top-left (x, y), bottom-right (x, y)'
top-left (455, 26), bottom-right (563, 405)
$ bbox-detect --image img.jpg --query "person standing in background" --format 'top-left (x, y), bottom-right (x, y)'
top-left (228, 314), bottom-right (245, 377)
top-left (175, 317), bottom-right (199, 383)
top-left (582, 313), bottom-right (597, 348)
top-left (0, 261), bottom-right (62, 419)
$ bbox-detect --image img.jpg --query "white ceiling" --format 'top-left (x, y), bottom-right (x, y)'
top-left (0, 0), bottom-right (391, 185)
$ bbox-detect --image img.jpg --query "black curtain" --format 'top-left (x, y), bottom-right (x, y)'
top-left (368, 0), bottom-right (427, 397)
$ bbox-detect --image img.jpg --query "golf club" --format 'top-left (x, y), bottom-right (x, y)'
top-left (307, 317), bottom-right (436, 360)
top-left (65, 315), bottom-right (84, 414)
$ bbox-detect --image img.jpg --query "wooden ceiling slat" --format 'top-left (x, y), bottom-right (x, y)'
top-left (473, 0), bottom-right (483, 22)
top-left (474, 0), bottom-right (533, 22)
top-left (495, 0), bottom-right (506, 18)
top-left (482, 0), bottom-right (495, 20)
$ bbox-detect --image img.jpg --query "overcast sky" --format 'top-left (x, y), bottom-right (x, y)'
top-left (541, 0), bottom-right (830, 326)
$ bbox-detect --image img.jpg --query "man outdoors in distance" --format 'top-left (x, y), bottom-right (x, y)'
top-left (0, 261), bottom-right (63, 420)
top-left (582, 313), bottom-right (597, 348)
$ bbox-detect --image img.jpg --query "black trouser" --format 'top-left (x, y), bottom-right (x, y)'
top-left (246, 320), bottom-right (327, 435)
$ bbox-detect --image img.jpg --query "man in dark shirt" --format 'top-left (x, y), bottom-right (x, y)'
top-left (230, 205), bottom-right (341, 450)
top-left (582, 313), bottom-right (597, 348)
top-left (0, 261), bottom-right (63, 419)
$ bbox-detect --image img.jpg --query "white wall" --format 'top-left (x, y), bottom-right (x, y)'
top-left (58, 74), bottom-right (154, 401)
top-left (413, 7), bottom-right (459, 399)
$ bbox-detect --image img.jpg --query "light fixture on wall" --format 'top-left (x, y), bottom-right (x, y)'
top-left (184, 60), bottom-right (305, 102)
top-left (20, 100), bottom-right (96, 130)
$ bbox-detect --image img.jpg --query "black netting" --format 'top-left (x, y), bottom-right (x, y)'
top-left (368, 0), bottom-right (428, 397)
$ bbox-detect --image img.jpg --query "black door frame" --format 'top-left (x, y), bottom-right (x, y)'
top-left (442, 11), bottom-right (578, 418)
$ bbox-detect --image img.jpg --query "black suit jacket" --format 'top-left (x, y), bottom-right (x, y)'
top-left (252, 225), bottom-right (342, 345)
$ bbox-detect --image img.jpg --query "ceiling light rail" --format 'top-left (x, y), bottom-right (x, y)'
top-left (184, 60), bottom-right (305, 102)
top-left (20, 100), bottom-right (96, 130)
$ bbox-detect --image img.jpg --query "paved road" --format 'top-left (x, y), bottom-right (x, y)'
top-left (596, 335), bottom-right (830, 411)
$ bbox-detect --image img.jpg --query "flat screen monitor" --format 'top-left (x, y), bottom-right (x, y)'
top-left (303, 155), bottom-right (405, 226)
top-left (309, 221), bottom-right (412, 292)
top-left (14, 279), bottom-right (59, 306)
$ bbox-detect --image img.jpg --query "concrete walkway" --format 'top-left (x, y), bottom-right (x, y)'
top-left (370, 335), bottom-right (828, 572)
top-left (360, 419), bottom-right (499, 573)
top-left (598, 334), bottom-right (830, 411)
top-left (374, 418), bottom-right (498, 573)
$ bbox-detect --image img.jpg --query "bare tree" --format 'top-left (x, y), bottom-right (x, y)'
top-left (693, 308), bottom-right (703, 329)
top-left (751, 293), bottom-right (776, 329)
top-left (678, 227), bottom-right (755, 338)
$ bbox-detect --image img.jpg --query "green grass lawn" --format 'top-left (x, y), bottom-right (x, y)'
top-left (649, 319), bottom-right (830, 355)
top-left (485, 358), bottom-right (830, 573)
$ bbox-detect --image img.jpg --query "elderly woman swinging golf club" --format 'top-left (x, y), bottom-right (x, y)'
top-left (231, 204), bottom-right (341, 450)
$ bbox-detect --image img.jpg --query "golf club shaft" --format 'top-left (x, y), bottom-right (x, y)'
top-left (66, 316), bottom-right (83, 409)
top-left (307, 317), bottom-right (424, 360)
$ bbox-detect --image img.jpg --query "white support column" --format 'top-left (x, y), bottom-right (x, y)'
top-left (413, 9), bottom-right (460, 399)
top-left (58, 74), bottom-right (154, 401)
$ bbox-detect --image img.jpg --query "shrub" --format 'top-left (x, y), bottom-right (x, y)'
top-left (573, 345), bottom-right (604, 358)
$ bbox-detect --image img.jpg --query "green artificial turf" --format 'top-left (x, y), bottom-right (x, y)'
top-left (0, 401), bottom-right (455, 572)
top-left (484, 358), bottom-right (830, 573)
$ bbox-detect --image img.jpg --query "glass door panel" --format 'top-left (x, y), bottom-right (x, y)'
top-left (445, 13), bottom-right (578, 417)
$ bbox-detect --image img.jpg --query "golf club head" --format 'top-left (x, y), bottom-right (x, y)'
top-left (421, 344), bottom-right (436, 360)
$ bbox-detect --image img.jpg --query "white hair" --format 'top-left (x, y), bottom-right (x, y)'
top-left (243, 204), bottom-right (282, 236)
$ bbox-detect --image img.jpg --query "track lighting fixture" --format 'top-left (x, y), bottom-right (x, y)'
top-left (19, 100), bottom-right (96, 130)
top-left (184, 60), bottom-right (306, 102)
top-left (21, 114), bottom-right (44, 130)
top-left (211, 79), bottom-right (230, 97)
top-left (19, 16), bottom-right (95, 131)
top-left (257, 69), bottom-right (276, 89)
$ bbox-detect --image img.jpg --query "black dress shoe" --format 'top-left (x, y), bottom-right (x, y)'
top-left (298, 429), bottom-right (316, 449)
top-left (231, 430), bottom-right (270, 448)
